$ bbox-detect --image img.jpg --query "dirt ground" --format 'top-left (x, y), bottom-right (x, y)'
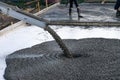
top-left (0, 14), bottom-right (18, 30)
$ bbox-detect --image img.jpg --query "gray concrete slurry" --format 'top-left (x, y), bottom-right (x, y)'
top-left (4, 38), bottom-right (120, 80)
top-left (40, 3), bottom-right (120, 22)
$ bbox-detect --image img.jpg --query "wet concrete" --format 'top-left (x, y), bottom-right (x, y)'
top-left (39, 3), bottom-right (120, 22)
top-left (4, 38), bottom-right (120, 80)
top-left (3, 3), bottom-right (120, 80)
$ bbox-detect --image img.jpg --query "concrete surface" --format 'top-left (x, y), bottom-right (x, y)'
top-left (4, 38), bottom-right (120, 80)
top-left (39, 3), bottom-right (120, 22)
top-left (3, 3), bottom-right (120, 80)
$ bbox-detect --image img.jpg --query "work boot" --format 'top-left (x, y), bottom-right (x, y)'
top-left (116, 10), bottom-right (120, 17)
top-left (77, 8), bottom-right (83, 18)
top-left (69, 8), bottom-right (72, 16)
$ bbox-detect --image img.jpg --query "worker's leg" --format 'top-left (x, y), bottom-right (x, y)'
top-left (114, 0), bottom-right (120, 10)
top-left (69, 0), bottom-right (73, 16)
top-left (114, 0), bottom-right (120, 17)
top-left (73, 0), bottom-right (82, 17)
top-left (73, 0), bottom-right (79, 8)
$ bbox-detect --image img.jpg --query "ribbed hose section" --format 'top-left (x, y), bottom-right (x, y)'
top-left (44, 26), bottom-right (73, 58)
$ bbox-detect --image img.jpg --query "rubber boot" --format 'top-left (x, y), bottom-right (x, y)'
top-left (77, 8), bottom-right (83, 18)
top-left (69, 8), bottom-right (72, 16)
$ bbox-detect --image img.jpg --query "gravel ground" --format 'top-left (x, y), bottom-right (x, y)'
top-left (4, 38), bottom-right (120, 80)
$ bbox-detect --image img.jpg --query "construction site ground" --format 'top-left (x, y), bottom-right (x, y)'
top-left (39, 3), bottom-right (119, 22)
top-left (1, 2), bottom-right (120, 80)
top-left (0, 3), bottom-right (119, 30)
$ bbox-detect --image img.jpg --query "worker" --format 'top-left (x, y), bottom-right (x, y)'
top-left (69, 0), bottom-right (82, 18)
top-left (114, 0), bottom-right (120, 17)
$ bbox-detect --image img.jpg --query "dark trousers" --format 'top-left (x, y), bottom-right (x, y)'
top-left (69, 0), bottom-right (78, 8)
top-left (114, 0), bottom-right (120, 10)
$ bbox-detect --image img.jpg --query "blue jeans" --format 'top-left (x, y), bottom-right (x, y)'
top-left (114, 0), bottom-right (120, 10)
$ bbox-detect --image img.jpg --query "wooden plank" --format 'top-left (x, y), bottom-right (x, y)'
top-left (24, 0), bottom-right (39, 5)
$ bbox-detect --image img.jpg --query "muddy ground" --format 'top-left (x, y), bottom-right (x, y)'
top-left (0, 14), bottom-right (18, 30)
top-left (4, 38), bottom-right (120, 80)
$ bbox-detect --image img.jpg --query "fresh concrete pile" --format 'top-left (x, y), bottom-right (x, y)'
top-left (4, 38), bottom-right (120, 80)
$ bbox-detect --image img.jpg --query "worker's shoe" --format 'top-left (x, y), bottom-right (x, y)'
top-left (78, 15), bottom-right (83, 18)
top-left (116, 10), bottom-right (120, 17)
top-left (77, 8), bottom-right (83, 18)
